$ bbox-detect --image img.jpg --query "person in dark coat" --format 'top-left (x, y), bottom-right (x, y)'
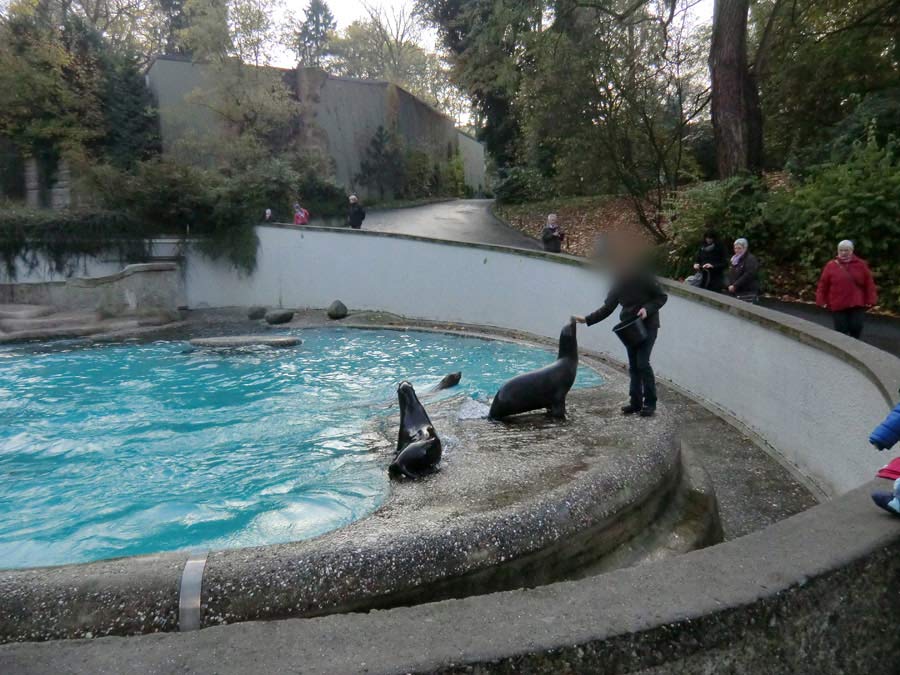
top-left (573, 266), bottom-right (668, 417)
top-left (815, 240), bottom-right (877, 339)
top-left (347, 195), bottom-right (366, 230)
top-left (727, 237), bottom-right (760, 302)
top-left (541, 213), bottom-right (565, 253)
top-left (693, 230), bottom-right (727, 292)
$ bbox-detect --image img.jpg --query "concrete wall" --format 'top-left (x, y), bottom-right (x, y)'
top-left (457, 130), bottom-right (486, 195)
top-left (145, 57), bottom-right (221, 153)
top-left (0, 239), bottom-right (181, 284)
top-left (184, 226), bottom-right (900, 496)
top-left (0, 262), bottom-right (183, 315)
top-left (146, 58), bottom-right (487, 198)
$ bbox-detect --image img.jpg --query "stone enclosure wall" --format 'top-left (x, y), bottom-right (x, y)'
top-left (146, 58), bottom-right (487, 200)
top-left (0, 262), bottom-right (183, 316)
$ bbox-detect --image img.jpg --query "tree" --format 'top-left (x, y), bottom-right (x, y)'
top-left (290, 0), bottom-right (335, 66)
top-left (326, 7), bottom-right (469, 122)
top-left (708, 0), bottom-right (762, 177)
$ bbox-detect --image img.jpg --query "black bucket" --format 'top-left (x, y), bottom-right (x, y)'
top-left (613, 317), bottom-right (648, 348)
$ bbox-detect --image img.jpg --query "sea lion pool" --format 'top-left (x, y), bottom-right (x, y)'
top-left (0, 328), bottom-right (602, 569)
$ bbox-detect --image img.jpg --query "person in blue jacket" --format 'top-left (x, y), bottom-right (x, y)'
top-left (870, 399), bottom-right (900, 515)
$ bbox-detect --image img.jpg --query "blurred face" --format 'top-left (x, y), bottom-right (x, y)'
top-left (733, 243), bottom-right (746, 256)
top-left (705, 236), bottom-right (714, 244)
top-left (838, 244), bottom-right (853, 261)
top-left (547, 214), bottom-right (558, 226)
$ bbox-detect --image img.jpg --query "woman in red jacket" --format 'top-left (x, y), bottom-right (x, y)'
top-left (815, 240), bottom-right (877, 339)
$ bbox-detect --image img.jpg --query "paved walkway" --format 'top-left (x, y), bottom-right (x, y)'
top-left (314, 198), bottom-right (541, 250)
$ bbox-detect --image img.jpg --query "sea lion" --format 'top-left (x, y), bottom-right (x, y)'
top-left (488, 320), bottom-right (578, 420)
top-left (390, 381), bottom-right (443, 479)
top-left (431, 371), bottom-right (462, 392)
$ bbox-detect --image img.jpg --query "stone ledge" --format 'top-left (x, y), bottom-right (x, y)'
top-left (1, 482), bottom-right (895, 674)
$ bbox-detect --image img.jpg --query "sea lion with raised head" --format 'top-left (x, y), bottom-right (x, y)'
top-left (431, 371), bottom-right (462, 392)
top-left (390, 381), bottom-right (443, 479)
top-left (488, 320), bottom-right (578, 420)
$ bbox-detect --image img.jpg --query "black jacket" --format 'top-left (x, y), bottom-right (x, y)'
top-left (729, 253), bottom-right (760, 296)
top-left (585, 272), bottom-right (668, 330)
top-left (347, 203), bottom-right (366, 229)
top-left (541, 226), bottom-right (564, 253)
top-left (695, 241), bottom-right (727, 291)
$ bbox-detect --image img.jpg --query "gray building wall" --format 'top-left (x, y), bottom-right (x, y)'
top-left (146, 58), bottom-right (487, 199)
top-left (457, 130), bottom-right (486, 195)
top-left (146, 56), bottom-right (221, 153)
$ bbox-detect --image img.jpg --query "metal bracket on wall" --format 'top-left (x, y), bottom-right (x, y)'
top-left (178, 551), bottom-right (209, 632)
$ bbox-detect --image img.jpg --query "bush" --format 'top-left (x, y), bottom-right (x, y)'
top-left (665, 131), bottom-right (900, 310)
top-left (493, 167), bottom-right (553, 204)
top-left (766, 130), bottom-right (900, 309)
top-left (0, 205), bottom-right (149, 279)
top-left (663, 175), bottom-right (770, 279)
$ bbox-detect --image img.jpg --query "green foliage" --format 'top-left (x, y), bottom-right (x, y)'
top-left (756, 0), bottom-right (900, 169)
top-left (664, 175), bottom-right (769, 277)
top-left (766, 131), bottom-right (900, 309)
top-left (0, 6), bottom-right (160, 168)
top-left (666, 132), bottom-right (900, 310)
top-left (493, 167), bottom-right (552, 204)
top-left (291, 0), bottom-right (335, 66)
top-left (356, 126), bottom-right (465, 202)
top-left (0, 205), bottom-right (150, 279)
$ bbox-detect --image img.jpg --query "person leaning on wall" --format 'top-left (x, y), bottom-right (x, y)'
top-left (541, 213), bottom-right (565, 253)
top-left (815, 239), bottom-right (878, 339)
top-left (347, 194), bottom-right (366, 230)
top-left (692, 230), bottom-right (728, 292)
top-left (727, 237), bottom-right (761, 303)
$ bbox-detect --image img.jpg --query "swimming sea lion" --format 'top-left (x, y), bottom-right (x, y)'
top-left (431, 371), bottom-right (462, 392)
top-left (488, 320), bottom-right (578, 420)
top-left (390, 381), bottom-right (443, 479)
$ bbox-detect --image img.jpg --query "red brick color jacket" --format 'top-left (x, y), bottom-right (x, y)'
top-left (815, 255), bottom-right (877, 312)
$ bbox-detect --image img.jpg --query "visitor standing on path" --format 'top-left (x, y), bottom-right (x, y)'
top-left (727, 238), bottom-right (760, 302)
top-left (347, 195), bottom-right (366, 230)
top-left (693, 230), bottom-right (727, 292)
top-left (541, 213), bottom-right (565, 253)
top-left (572, 246), bottom-right (668, 418)
top-left (293, 202), bottom-right (310, 225)
top-left (815, 240), bottom-right (878, 339)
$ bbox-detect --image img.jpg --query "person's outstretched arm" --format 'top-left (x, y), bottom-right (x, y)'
top-left (574, 287), bottom-right (619, 326)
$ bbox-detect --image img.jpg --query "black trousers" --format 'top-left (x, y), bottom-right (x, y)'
top-left (626, 326), bottom-right (658, 408)
top-left (833, 307), bottom-right (866, 339)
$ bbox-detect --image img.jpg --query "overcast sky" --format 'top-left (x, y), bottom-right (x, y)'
top-left (318, 0), bottom-right (715, 30)
top-left (274, 0), bottom-right (716, 68)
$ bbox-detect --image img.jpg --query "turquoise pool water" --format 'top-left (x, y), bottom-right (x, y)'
top-left (0, 328), bottom-right (603, 569)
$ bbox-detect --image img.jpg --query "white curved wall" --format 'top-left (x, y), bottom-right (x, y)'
top-left (185, 226), bottom-right (899, 496)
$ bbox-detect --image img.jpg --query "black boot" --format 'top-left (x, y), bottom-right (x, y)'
top-left (639, 406), bottom-right (656, 417)
top-left (621, 403), bottom-right (642, 415)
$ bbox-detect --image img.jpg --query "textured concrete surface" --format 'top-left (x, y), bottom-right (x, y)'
top-left (1, 482), bottom-right (895, 675)
top-left (0, 262), bottom-right (183, 320)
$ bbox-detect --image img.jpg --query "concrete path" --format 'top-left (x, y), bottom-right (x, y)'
top-left (322, 198), bottom-right (542, 250)
top-left (760, 299), bottom-right (900, 358)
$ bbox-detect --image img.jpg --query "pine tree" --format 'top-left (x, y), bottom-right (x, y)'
top-left (294, 0), bottom-right (335, 66)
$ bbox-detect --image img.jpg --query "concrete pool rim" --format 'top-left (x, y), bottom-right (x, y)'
top-left (0, 322), bottom-right (713, 643)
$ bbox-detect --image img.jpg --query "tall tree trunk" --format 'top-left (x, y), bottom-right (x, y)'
top-left (709, 0), bottom-right (763, 177)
